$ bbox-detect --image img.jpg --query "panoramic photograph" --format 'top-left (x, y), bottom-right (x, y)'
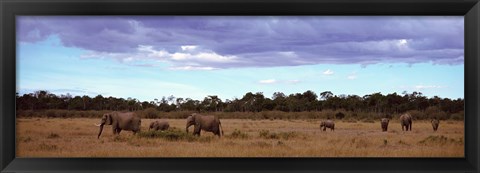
top-left (16, 16), bottom-right (464, 157)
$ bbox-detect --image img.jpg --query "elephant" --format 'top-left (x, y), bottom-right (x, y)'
top-left (95, 112), bottom-right (141, 139)
top-left (186, 113), bottom-right (223, 137)
top-left (320, 120), bottom-right (335, 131)
top-left (431, 118), bottom-right (440, 131)
top-left (381, 118), bottom-right (389, 132)
top-left (399, 113), bottom-right (413, 131)
top-left (149, 120), bottom-right (170, 131)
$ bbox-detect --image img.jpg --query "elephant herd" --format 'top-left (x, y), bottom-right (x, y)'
top-left (95, 112), bottom-right (440, 139)
top-left (319, 113), bottom-right (440, 133)
top-left (379, 113), bottom-right (440, 132)
top-left (96, 112), bottom-right (223, 139)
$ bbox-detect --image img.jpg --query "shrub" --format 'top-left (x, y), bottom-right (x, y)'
top-left (407, 110), bottom-right (422, 120)
top-left (418, 135), bottom-right (462, 145)
top-left (450, 111), bottom-right (464, 121)
top-left (228, 129), bottom-right (249, 139)
top-left (38, 143), bottom-right (57, 151)
top-left (47, 133), bottom-right (60, 139)
top-left (361, 118), bottom-right (375, 123)
top-left (342, 118), bottom-right (357, 123)
top-left (56, 110), bottom-right (68, 118)
top-left (143, 108), bottom-right (159, 119)
top-left (137, 129), bottom-right (198, 142)
top-left (335, 112), bottom-right (345, 119)
top-left (278, 131), bottom-right (299, 140)
top-left (251, 141), bottom-right (271, 148)
top-left (425, 106), bottom-right (448, 120)
top-left (258, 130), bottom-right (300, 140)
top-left (46, 110), bottom-right (57, 118)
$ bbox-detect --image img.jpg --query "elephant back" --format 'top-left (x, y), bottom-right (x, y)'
top-left (322, 120), bottom-right (335, 128)
top-left (117, 112), bottom-right (141, 131)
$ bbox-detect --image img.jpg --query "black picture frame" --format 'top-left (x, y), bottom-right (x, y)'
top-left (1, 0), bottom-right (479, 172)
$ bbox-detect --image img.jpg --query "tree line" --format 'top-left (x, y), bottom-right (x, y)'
top-left (16, 90), bottom-right (464, 117)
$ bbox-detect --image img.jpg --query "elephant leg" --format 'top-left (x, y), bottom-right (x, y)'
top-left (112, 127), bottom-right (118, 135)
top-left (195, 130), bottom-right (201, 136)
top-left (116, 129), bottom-right (122, 134)
top-left (194, 126), bottom-right (201, 136)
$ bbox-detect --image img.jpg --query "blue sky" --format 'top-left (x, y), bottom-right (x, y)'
top-left (17, 16), bottom-right (464, 102)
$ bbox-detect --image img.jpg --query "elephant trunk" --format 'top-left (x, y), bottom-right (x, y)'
top-left (186, 124), bottom-right (190, 133)
top-left (97, 124), bottom-right (104, 139)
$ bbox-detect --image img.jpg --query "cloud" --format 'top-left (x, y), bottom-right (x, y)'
top-left (181, 45), bottom-right (197, 51)
top-left (259, 79), bottom-right (277, 84)
top-left (415, 85), bottom-right (445, 90)
top-left (347, 74), bottom-right (357, 80)
top-left (259, 79), bottom-right (301, 84)
top-left (18, 88), bottom-right (101, 97)
top-left (286, 80), bottom-right (301, 84)
top-left (81, 45), bottom-right (238, 69)
top-left (168, 66), bottom-right (216, 71)
top-left (17, 16), bottom-right (464, 69)
top-left (397, 85), bottom-right (446, 90)
top-left (323, 69), bottom-right (334, 75)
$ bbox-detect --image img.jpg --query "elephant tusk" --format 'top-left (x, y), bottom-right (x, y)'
top-left (94, 123), bottom-right (102, 127)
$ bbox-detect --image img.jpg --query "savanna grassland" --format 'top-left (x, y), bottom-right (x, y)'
top-left (16, 118), bottom-right (464, 157)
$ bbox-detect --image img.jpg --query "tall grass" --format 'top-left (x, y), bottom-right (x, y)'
top-left (16, 118), bottom-right (464, 157)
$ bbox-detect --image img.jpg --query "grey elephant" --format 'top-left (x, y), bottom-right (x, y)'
top-left (95, 112), bottom-right (141, 139)
top-left (431, 118), bottom-right (440, 131)
top-left (320, 120), bottom-right (335, 131)
top-left (399, 113), bottom-right (412, 131)
top-left (149, 120), bottom-right (170, 131)
top-left (381, 118), bottom-right (389, 132)
top-left (186, 113), bottom-right (223, 137)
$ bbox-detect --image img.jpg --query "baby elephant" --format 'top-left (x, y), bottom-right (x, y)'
top-left (149, 120), bottom-right (170, 131)
top-left (431, 118), bottom-right (440, 131)
top-left (320, 120), bottom-right (335, 131)
top-left (381, 118), bottom-right (389, 132)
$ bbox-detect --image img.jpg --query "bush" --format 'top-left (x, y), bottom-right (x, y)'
top-left (418, 135), bottom-right (463, 145)
top-left (258, 130), bottom-right (300, 140)
top-left (425, 106), bottom-right (448, 120)
top-left (361, 119), bottom-right (375, 123)
top-left (38, 143), bottom-right (57, 151)
top-left (228, 129), bottom-right (249, 139)
top-left (407, 110), bottom-right (422, 120)
top-left (47, 133), bottom-right (60, 139)
top-left (335, 112), bottom-right (345, 119)
top-left (259, 130), bottom-right (271, 138)
top-left (143, 108), bottom-right (159, 119)
top-left (137, 129), bottom-right (198, 142)
top-left (56, 110), bottom-right (68, 118)
top-left (46, 110), bottom-right (57, 118)
top-left (450, 111), bottom-right (464, 120)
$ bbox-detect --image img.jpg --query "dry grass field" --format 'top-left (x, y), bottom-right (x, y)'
top-left (16, 118), bottom-right (464, 157)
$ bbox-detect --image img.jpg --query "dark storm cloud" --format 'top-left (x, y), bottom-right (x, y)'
top-left (17, 16), bottom-right (464, 69)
